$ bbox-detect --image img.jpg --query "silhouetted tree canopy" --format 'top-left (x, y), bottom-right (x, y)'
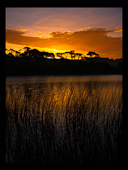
top-left (5, 46), bottom-right (121, 66)
top-left (56, 53), bottom-right (63, 59)
top-left (69, 50), bottom-right (75, 59)
top-left (87, 51), bottom-right (96, 58)
top-left (75, 53), bottom-right (83, 60)
top-left (5, 46), bottom-right (122, 76)
top-left (23, 47), bottom-right (31, 52)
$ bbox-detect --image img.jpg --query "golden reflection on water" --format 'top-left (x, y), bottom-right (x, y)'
top-left (6, 76), bottom-right (122, 119)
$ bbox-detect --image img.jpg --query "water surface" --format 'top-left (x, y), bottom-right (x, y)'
top-left (6, 75), bottom-right (122, 162)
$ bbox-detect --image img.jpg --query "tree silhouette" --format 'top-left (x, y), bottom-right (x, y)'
top-left (63, 51), bottom-right (70, 59)
top-left (87, 51), bottom-right (97, 58)
top-left (49, 53), bottom-right (55, 59)
top-left (95, 53), bottom-right (100, 58)
top-left (29, 49), bottom-right (40, 58)
top-left (23, 47), bottom-right (31, 57)
top-left (6, 46), bottom-right (122, 76)
top-left (10, 49), bottom-right (15, 56)
top-left (8, 49), bottom-right (15, 57)
top-left (38, 51), bottom-right (46, 59)
top-left (8, 52), bottom-right (13, 57)
top-left (75, 53), bottom-right (82, 60)
top-left (23, 47), bottom-right (31, 52)
top-left (56, 53), bottom-right (63, 59)
top-left (5, 47), bottom-right (101, 61)
top-left (15, 51), bottom-right (20, 57)
top-left (69, 50), bottom-right (75, 59)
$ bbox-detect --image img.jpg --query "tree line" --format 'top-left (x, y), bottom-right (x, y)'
top-left (6, 46), bottom-right (122, 76)
top-left (5, 46), bottom-right (100, 60)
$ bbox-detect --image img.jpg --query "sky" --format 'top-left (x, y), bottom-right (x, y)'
top-left (5, 7), bottom-right (122, 59)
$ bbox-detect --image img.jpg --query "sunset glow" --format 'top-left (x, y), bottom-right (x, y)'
top-left (6, 8), bottom-right (122, 59)
top-left (6, 8), bottom-right (123, 162)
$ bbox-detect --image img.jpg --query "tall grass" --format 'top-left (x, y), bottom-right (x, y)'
top-left (6, 78), bottom-right (122, 162)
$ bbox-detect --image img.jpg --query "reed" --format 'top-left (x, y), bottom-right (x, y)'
top-left (6, 78), bottom-right (122, 162)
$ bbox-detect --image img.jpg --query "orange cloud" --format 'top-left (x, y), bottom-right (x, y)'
top-left (6, 28), bottom-right (122, 59)
top-left (113, 29), bottom-right (122, 32)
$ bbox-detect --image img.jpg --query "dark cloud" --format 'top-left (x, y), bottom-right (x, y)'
top-left (6, 28), bottom-right (122, 59)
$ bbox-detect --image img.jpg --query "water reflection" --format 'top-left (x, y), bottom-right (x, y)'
top-left (6, 75), bottom-right (122, 162)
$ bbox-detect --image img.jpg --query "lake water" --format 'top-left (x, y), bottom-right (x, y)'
top-left (6, 75), bottom-right (122, 162)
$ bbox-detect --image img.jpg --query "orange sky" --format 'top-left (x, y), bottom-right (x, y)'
top-left (6, 8), bottom-right (122, 59)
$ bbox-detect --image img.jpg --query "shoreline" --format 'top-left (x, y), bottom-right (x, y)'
top-left (6, 57), bottom-right (122, 77)
top-left (6, 73), bottom-right (122, 78)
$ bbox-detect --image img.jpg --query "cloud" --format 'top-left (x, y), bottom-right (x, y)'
top-left (15, 29), bottom-right (27, 32)
top-left (112, 29), bottom-right (122, 33)
top-left (6, 28), bottom-right (49, 47)
top-left (115, 27), bottom-right (122, 30)
top-left (6, 28), bottom-right (122, 59)
top-left (85, 27), bottom-right (90, 29)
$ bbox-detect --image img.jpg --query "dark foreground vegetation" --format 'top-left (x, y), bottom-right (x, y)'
top-left (6, 47), bottom-right (122, 76)
top-left (6, 79), bottom-right (122, 162)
